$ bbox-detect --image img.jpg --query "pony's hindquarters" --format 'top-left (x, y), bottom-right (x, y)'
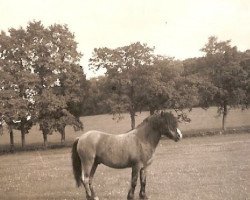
top-left (71, 138), bottom-right (82, 187)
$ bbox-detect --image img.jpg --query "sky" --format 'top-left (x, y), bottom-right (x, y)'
top-left (1, 0), bottom-right (250, 78)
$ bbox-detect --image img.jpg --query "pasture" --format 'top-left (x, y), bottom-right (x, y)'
top-left (0, 134), bottom-right (249, 200)
top-left (0, 107), bottom-right (250, 151)
top-left (0, 107), bottom-right (250, 199)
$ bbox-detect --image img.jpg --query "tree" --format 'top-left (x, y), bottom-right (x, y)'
top-left (26, 21), bottom-right (86, 146)
top-left (0, 21), bottom-right (87, 148)
top-left (0, 70), bottom-right (17, 150)
top-left (90, 43), bottom-right (201, 127)
top-left (0, 28), bottom-right (38, 149)
top-left (137, 55), bottom-right (200, 122)
top-left (55, 64), bottom-right (87, 144)
top-left (83, 76), bottom-right (111, 116)
top-left (0, 114), bottom-right (3, 135)
top-left (90, 42), bottom-right (155, 129)
top-left (239, 50), bottom-right (250, 108)
top-left (182, 57), bottom-right (215, 109)
top-left (201, 36), bottom-right (249, 130)
top-left (138, 56), bottom-right (183, 115)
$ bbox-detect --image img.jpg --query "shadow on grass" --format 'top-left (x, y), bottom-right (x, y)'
top-left (0, 141), bottom-right (74, 155)
top-left (182, 126), bottom-right (250, 138)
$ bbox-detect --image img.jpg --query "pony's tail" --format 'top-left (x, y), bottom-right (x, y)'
top-left (71, 138), bottom-right (82, 187)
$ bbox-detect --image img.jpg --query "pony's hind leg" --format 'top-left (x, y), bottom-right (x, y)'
top-left (82, 175), bottom-right (92, 200)
top-left (89, 161), bottom-right (99, 200)
top-left (82, 160), bottom-right (97, 200)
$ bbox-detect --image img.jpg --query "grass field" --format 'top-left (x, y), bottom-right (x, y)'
top-left (0, 107), bottom-right (250, 152)
top-left (0, 134), bottom-right (249, 200)
top-left (0, 107), bottom-right (250, 199)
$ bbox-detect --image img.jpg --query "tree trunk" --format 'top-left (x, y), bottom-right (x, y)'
top-left (9, 125), bottom-right (14, 152)
top-left (0, 125), bottom-right (3, 135)
top-left (130, 111), bottom-right (136, 130)
top-left (149, 107), bottom-right (155, 115)
top-left (222, 103), bottom-right (228, 131)
top-left (129, 84), bottom-right (136, 130)
top-left (21, 131), bottom-right (25, 148)
top-left (43, 132), bottom-right (48, 149)
top-left (61, 129), bottom-right (65, 145)
top-left (21, 124), bottom-right (26, 148)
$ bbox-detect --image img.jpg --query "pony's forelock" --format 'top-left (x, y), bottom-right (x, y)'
top-left (138, 112), bottom-right (178, 131)
top-left (161, 112), bottom-right (178, 130)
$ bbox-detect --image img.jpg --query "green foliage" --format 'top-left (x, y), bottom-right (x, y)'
top-left (26, 21), bottom-right (86, 138)
top-left (90, 42), bottom-right (155, 128)
top-left (90, 43), bottom-right (201, 125)
top-left (239, 51), bottom-right (250, 107)
top-left (0, 21), bottom-right (87, 148)
top-left (1, 22), bottom-right (249, 147)
top-left (201, 37), bottom-right (248, 108)
top-left (0, 26), bottom-right (37, 141)
top-left (199, 36), bottom-right (249, 129)
top-left (83, 76), bottom-right (111, 115)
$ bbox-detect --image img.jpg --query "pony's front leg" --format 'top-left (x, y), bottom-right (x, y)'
top-left (139, 167), bottom-right (148, 199)
top-left (127, 166), bottom-right (139, 200)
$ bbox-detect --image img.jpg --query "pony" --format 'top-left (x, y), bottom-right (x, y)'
top-left (71, 111), bottom-right (182, 200)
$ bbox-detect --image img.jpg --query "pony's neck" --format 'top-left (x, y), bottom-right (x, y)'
top-left (135, 123), bottom-right (162, 148)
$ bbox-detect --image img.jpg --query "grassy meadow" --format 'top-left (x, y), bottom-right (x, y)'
top-left (0, 107), bottom-right (249, 152)
top-left (0, 134), bottom-right (249, 199)
top-left (0, 107), bottom-right (250, 199)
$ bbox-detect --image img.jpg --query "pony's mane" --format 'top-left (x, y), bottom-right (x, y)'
top-left (137, 112), bottom-right (178, 131)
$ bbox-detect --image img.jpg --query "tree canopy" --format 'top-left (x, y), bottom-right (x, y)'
top-left (90, 42), bottom-right (156, 129)
top-left (90, 43), bottom-right (202, 128)
top-left (0, 21), bottom-right (88, 149)
top-left (199, 36), bottom-right (249, 130)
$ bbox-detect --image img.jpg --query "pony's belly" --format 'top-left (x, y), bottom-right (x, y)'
top-left (96, 153), bottom-right (134, 169)
top-left (97, 150), bottom-right (134, 169)
top-left (101, 160), bottom-right (131, 169)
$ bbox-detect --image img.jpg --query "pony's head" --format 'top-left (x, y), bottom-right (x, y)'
top-left (150, 111), bottom-right (182, 142)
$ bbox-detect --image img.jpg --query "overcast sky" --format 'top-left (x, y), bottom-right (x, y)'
top-left (1, 0), bottom-right (250, 78)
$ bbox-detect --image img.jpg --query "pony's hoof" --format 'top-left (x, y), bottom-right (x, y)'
top-left (87, 197), bottom-right (99, 200)
top-left (127, 194), bottom-right (134, 200)
top-left (127, 191), bottom-right (135, 200)
top-left (139, 194), bottom-right (149, 199)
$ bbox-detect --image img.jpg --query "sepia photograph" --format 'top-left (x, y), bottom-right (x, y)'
top-left (0, 0), bottom-right (249, 199)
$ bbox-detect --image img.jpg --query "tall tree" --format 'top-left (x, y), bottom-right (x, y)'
top-left (201, 36), bottom-right (249, 130)
top-left (0, 28), bottom-right (37, 149)
top-left (26, 21), bottom-right (86, 146)
top-left (0, 21), bottom-right (87, 148)
top-left (138, 56), bottom-right (183, 115)
top-left (240, 50), bottom-right (250, 108)
top-left (90, 42), bottom-right (155, 129)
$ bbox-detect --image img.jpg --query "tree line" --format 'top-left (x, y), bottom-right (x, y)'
top-left (0, 21), bottom-right (249, 150)
top-left (86, 37), bottom-right (249, 130)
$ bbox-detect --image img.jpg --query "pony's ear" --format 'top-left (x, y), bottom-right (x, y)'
top-left (161, 111), bottom-right (164, 117)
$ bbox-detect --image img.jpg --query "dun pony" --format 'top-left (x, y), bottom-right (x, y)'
top-left (71, 111), bottom-right (182, 200)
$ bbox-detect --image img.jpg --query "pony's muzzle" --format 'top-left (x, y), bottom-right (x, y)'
top-left (175, 128), bottom-right (182, 142)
